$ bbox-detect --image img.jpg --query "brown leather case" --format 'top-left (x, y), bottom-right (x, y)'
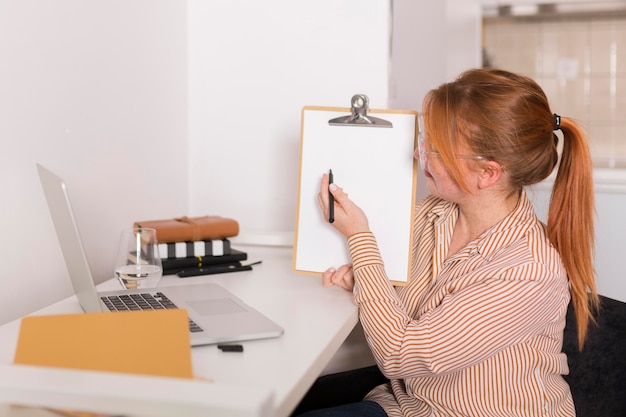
top-left (134, 216), bottom-right (239, 243)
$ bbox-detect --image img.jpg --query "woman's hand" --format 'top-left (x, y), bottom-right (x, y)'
top-left (317, 172), bottom-right (369, 292)
top-left (322, 264), bottom-right (355, 292)
top-left (318, 172), bottom-right (370, 239)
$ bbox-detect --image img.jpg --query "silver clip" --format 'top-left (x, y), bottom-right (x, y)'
top-left (328, 94), bottom-right (392, 128)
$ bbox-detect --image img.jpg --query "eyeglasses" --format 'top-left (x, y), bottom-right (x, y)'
top-left (417, 113), bottom-right (487, 169)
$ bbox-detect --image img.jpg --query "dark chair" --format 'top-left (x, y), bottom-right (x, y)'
top-left (562, 295), bottom-right (626, 417)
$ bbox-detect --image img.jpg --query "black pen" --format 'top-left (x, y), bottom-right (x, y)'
top-left (328, 169), bottom-right (334, 223)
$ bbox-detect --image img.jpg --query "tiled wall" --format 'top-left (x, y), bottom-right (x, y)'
top-left (483, 16), bottom-right (626, 168)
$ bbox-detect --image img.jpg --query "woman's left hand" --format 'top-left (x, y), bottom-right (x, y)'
top-left (322, 264), bottom-right (355, 291)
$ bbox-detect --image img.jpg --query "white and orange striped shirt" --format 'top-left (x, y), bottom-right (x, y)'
top-left (349, 191), bottom-right (575, 416)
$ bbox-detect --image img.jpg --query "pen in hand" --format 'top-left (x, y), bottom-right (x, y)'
top-left (328, 169), bottom-right (334, 223)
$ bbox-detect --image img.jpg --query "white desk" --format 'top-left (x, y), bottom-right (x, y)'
top-left (0, 244), bottom-right (359, 417)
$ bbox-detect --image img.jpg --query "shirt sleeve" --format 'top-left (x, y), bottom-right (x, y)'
top-left (349, 232), bottom-right (569, 380)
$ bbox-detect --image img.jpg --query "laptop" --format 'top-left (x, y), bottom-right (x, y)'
top-left (36, 163), bottom-right (284, 347)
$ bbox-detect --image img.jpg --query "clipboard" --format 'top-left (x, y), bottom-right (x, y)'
top-left (293, 94), bottom-right (419, 285)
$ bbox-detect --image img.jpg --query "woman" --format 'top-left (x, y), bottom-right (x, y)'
top-left (307, 68), bottom-right (598, 416)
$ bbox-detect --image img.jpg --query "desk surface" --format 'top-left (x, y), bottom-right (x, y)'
top-left (0, 244), bottom-right (359, 417)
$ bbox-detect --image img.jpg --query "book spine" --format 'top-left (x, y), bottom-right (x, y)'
top-left (158, 239), bottom-right (232, 259)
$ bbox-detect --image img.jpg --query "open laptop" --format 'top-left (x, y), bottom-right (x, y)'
top-left (36, 163), bottom-right (284, 347)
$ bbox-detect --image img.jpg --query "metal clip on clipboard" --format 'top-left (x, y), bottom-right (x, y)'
top-left (328, 94), bottom-right (393, 128)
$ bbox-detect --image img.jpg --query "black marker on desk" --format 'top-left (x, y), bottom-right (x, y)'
top-left (218, 344), bottom-right (244, 352)
top-left (328, 169), bottom-right (334, 223)
top-left (177, 261), bottom-right (262, 278)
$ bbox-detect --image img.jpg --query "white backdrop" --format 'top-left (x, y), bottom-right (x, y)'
top-left (188, 0), bottom-right (391, 239)
top-left (0, 0), bottom-right (188, 324)
top-left (0, 0), bottom-right (392, 325)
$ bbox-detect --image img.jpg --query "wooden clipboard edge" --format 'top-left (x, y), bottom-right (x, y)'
top-left (292, 106), bottom-right (420, 287)
top-left (390, 109), bottom-right (419, 287)
top-left (293, 268), bottom-right (323, 278)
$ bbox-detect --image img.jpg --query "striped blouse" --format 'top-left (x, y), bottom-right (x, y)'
top-left (348, 190), bottom-right (575, 417)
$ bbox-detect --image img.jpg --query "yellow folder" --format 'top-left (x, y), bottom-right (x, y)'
top-left (14, 309), bottom-right (193, 379)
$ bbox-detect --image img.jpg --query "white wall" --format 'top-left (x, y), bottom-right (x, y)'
top-left (188, 0), bottom-right (391, 239)
top-left (0, 0), bottom-right (189, 325)
top-left (0, 0), bottom-right (393, 325)
top-left (592, 186), bottom-right (626, 302)
top-left (390, 0), bottom-right (481, 108)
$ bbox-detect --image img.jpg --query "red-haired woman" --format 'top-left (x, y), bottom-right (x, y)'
top-left (304, 68), bottom-right (598, 417)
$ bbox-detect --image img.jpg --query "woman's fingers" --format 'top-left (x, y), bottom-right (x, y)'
top-left (322, 267), bottom-right (336, 287)
top-left (322, 264), bottom-right (354, 291)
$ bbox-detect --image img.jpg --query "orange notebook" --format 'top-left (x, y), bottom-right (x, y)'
top-left (134, 215), bottom-right (239, 243)
top-left (14, 309), bottom-right (193, 379)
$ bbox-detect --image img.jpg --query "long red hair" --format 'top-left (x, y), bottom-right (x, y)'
top-left (423, 68), bottom-right (598, 348)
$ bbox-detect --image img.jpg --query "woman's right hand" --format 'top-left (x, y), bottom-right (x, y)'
top-left (322, 264), bottom-right (355, 292)
top-left (318, 173), bottom-right (370, 239)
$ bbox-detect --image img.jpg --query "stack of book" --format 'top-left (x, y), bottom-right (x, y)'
top-left (134, 215), bottom-right (247, 276)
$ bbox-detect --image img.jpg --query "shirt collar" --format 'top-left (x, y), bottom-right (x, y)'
top-left (477, 190), bottom-right (538, 260)
top-left (427, 190), bottom-right (539, 260)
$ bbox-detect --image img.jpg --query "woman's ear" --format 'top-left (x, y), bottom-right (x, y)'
top-left (477, 161), bottom-right (504, 189)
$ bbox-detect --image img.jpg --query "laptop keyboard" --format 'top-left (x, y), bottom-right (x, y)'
top-left (101, 292), bottom-right (204, 333)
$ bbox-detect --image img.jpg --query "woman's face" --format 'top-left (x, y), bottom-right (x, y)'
top-left (417, 149), bottom-right (466, 202)
top-left (414, 134), bottom-right (476, 203)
